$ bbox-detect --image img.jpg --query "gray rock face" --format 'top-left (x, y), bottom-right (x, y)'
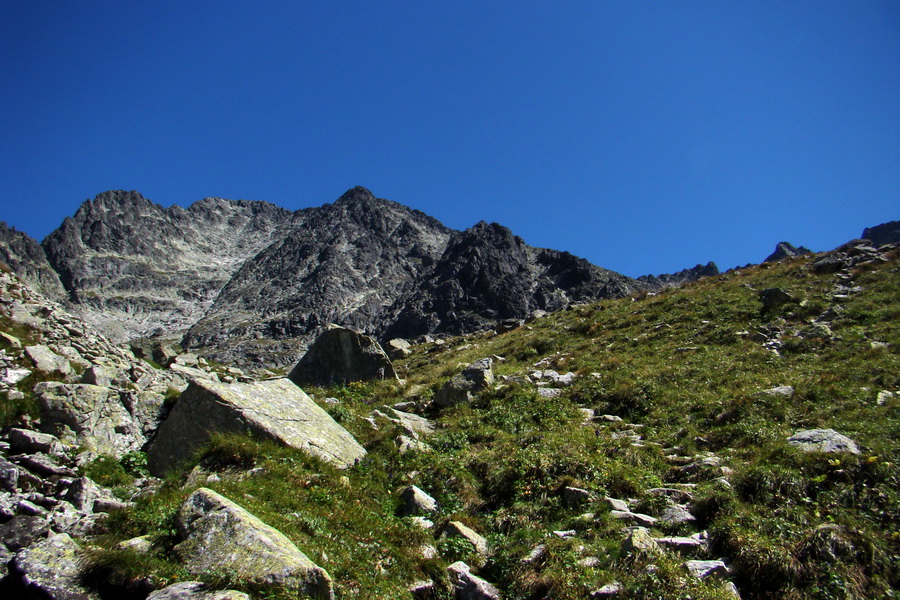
top-left (184, 187), bottom-right (453, 366)
top-left (764, 241), bottom-right (812, 263)
top-left (11, 187), bottom-right (656, 368)
top-left (288, 325), bottom-right (398, 385)
top-left (42, 190), bottom-right (299, 343)
top-left (174, 488), bottom-right (333, 600)
top-left (787, 429), bottom-right (860, 454)
top-left (383, 221), bottom-right (647, 340)
top-left (0, 222), bottom-right (66, 301)
top-left (34, 382), bottom-right (146, 455)
top-left (147, 378), bottom-right (366, 476)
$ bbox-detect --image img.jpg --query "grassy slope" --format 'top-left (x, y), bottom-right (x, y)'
top-left (90, 250), bottom-right (898, 599)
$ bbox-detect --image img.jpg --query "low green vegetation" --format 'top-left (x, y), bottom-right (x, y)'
top-left (92, 251), bottom-right (900, 598)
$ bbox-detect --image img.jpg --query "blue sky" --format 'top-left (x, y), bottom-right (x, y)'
top-left (2, 1), bottom-right (898, 277)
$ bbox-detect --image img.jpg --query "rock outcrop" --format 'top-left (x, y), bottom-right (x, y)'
top-left (147, 378), bottom-right (366, 476)
top-left (174, 488), bottom-right (333, 600)
top-left (862, 220), bottom-right (900, 247)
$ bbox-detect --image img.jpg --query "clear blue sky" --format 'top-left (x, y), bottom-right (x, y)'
top-left (2, 1), bottom-right (898, 277)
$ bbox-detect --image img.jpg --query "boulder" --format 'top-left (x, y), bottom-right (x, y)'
top-left (147, 378), bottom-right (366, 476)
top-left (755, 385), bottom-right (795, 399)
top-left (787, 429), bottom-right (860, 454)
top-left (34, 382), bottom-right (144, 456)
top-left (621, 527), bottom-right (662, 557)
top-left (8, 428), bottom-right (67, 458)
top-left (684, 559), bottom-right (730, 579)
top-left (24, 345), bottom-right (73, 380)
top-left (386, 338), bottom-right (412, 359)
top-left (0, 514), bottom-right (50, 550)
top-left (758, 288), bottom-right (794, 308)
top-left (288, 325), bottom-right (397, 386)
top-left (447, 561), bottom-right (502, 600)
top-left (561, 486), bottom-right (591, 508)
top-left (11, 532), bottom-right (99, 599)
top-left (444, 521), bottom-right (489, 555)
top-left (398, 485), bottom-right (438, 516)
top-left (174, 488), bottom-right (333, 600)
top-left (659, 505), bottom-right (697, 525)
top-left (146, 581), bottom-right (250, 600)
top-left (434, 359), bottom-right (494, 408)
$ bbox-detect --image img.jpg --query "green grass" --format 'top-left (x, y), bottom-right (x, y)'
top-left (7, 250), bottom-right (898, 598)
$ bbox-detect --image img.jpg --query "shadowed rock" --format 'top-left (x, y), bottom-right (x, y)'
top-left (288, 325), bottom-right (398, 386)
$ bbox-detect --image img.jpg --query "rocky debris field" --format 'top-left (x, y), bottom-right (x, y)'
top-left (0, 231), bottom-right (897, 599)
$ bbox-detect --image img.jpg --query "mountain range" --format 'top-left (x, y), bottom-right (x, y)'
top-left (1, 187), bottom-right (896, 368)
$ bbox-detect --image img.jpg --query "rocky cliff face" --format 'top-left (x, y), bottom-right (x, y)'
top-left (0, 223), bottom-right (66, 301)
top-left (42, 190), bottom-right (298, 343)
top-left (380, 221), bottom-right (647, 340)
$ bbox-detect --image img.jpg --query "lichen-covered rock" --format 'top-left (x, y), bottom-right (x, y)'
top-left (34, 382), bottom-right (144, 455)
top-left (146, 378), bottom-right (365, 476)
top-left (11, 532), bottom-right (99, 600)
top-left (787, 429), bottom-right (860, 454)
top-left (174, 488), bottom-right (333, 600)
top-left (288, 325), bottom-right (398, 385)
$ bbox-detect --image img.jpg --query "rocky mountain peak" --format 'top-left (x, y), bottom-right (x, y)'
top-left (334, 186), bottom-right (378, 205)
top-left (764, 241), bottom-right (812, 263)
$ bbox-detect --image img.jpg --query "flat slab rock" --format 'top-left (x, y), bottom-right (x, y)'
top-left (147, 378), bottom-right (366, 476)
top-left (174, 488), bottom-right (333, 600)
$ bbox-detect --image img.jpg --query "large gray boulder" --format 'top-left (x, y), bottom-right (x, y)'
top-left (288, 325), bottom-right (398, 385)
top-left (34, 382), bottom-right (145, 456)
top-left (174, 488), bottom-right (333, 600)
top-left (147, 378), bottom-right (366, 476)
